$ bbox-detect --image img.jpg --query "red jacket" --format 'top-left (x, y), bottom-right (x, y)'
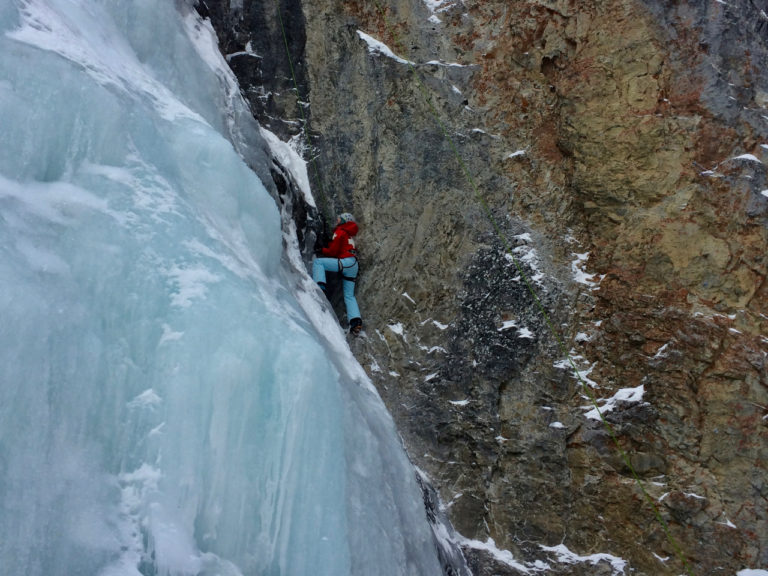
top-left (321, 221), bottom-right (358, 259)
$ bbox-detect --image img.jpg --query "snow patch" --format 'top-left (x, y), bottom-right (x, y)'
top-left (226, 41), bottom-right (262, 62)
top-left (555, 355), bottom-right (600, 388)
top-left (541, 543), bottom-right (627, 575)
top-left (571, 252), bottom-right (602, 289)
top-left (731, 153), bottom-right (762, 163)
top-left (458, 536), bottom-right (536, 573)
top-left (517, 327), bottom-right (534, 339)
top-left (388, 322), bottom-right (405, 336)
top-left (260, 128), bottom-right (316, 208)
top-left (717, 518), bottom-right (737, 529)
top-left (507, 239), bottom-right (545, 287)
top-left (584, 385), bottom-right (645, 420)
top-left (425, 59), bottom-right (468, 68)
top-left (357, 31), bottom-right (414, 65)
top-left (422, 0), bottom-right (457, 13)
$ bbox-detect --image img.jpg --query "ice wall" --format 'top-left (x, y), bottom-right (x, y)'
top-left (0, 2), bottom-right (442, 575)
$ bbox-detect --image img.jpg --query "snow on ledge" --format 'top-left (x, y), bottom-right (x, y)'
top-left (456, 535), bottom-right (630, 574)
top-left (571, 252), bottom-right (603, 289)
top-left (449, 399), bottom-right (469, 407)
top-left (731, 153), bottom-right (763, 163)
top-left (541, 544), bottom-right (627, 575)
top-left (423, 0), bottom-right (457, 13)
top-left (357, 30), bottom-right (413, 65)
top-left (357, 30), bottom-right (467, 68)
top-left (226, 40), bottom-right (262, 62)
top-left (583, 385), bottom-right (645, 420)
top-left (458, 536), bottom-right (537, 573)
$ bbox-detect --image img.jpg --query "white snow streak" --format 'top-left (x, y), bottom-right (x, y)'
top-left (517, 327), bottom-right (534, 339)
top-left (583, 385), bottom-right (645, 420)
top-left (731, 153), bottom-right (763, 163)
top-left (571, 252), bottom-right (602, 289)
top-left (541, 544), bottom-right (627, 575)
top-left (449, 399), bottom-right (469, 407)
top-left (357, 31), bottom-right (414, 65)
top-left (458, 536), bottom-right (535, 573)
top-left (259, 128), bottom-right (316, 208)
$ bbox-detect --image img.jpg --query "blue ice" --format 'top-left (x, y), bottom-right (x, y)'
top-left (0, 1), bottom-right (442, 574)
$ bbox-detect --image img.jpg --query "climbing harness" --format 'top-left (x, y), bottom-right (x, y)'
top-left (341, 259), bottom-right (359, 283)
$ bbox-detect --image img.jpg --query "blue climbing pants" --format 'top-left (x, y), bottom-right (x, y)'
top-left (312, 256), bottom-right (361, 321)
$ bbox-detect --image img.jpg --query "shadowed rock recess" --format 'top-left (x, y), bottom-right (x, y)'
top-left (201, 1), bottom-right (767, 574)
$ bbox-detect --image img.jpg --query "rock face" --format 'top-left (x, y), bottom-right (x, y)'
top-left (202, 1), bottom-right (768, 574)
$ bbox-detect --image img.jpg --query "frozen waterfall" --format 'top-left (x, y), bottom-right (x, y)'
top-left (0, 1), bottom-right (445, 574)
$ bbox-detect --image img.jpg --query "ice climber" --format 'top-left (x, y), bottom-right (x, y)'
top-left (313, 212), bottom-right (363, 335)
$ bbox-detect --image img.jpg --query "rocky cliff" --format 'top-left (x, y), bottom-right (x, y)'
top-left (201, 1), bottom-right (767, 574)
